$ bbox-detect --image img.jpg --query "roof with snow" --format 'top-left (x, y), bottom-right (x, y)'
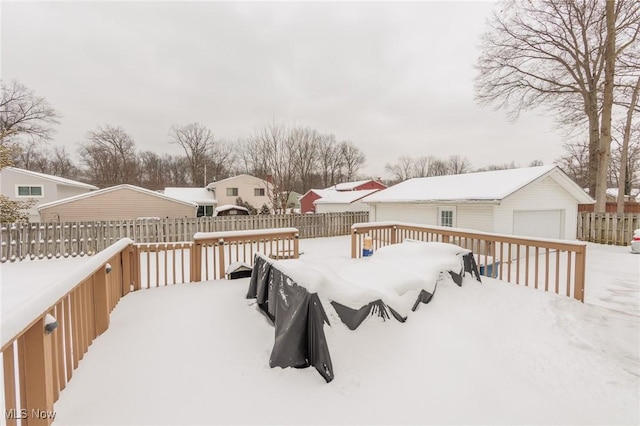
top-left (327, 180), bottom-right (374, 191)
top-left (314, 189), bottom-right (379, 204)
top-left (37, 184), bottom-right (198, 210)
top-left (362, 165), bottom-right (594, 204)
top-left (301, 188), bottom-right (337, 199)
top-left (163, 187), bottom-right (216, 205)
top-left (2, 166), bottom-right (98, 190)
top-left (214, 204), bottom-right (249, 213)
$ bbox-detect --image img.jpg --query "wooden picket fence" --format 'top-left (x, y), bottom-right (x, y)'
top-left (577, 212), bottom-right (640, 245)
top-left (0, 212), bottom-right (367, 263)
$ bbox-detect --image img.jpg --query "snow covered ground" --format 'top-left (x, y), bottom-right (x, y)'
top-left (2, 236), bottom-right (639, 425)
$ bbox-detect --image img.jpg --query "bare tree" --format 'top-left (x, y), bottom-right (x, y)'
top-left (49, 146), bottom-right (80, 180)
top-left (79, 125), bottom-right (138, 187)
top-left (248, 121), bottom-right (296, 211)
top-left (616, 75), bottom-right (640, 211)
top-left (475, 0), bottom-right (640, 211)
top-left (340, 140), bottom-right (366, 181)
top-left (318, 134), bottom-right (344, 187)
top-left (385, 155), bottom-right (415, 182)
top-left (0, 80), bottom-right (59, 145)
top-left (447, 155), bottom-right (472, 175)
top-left (169, 123), bottom-right (215, 186)
top-left (555, 142), bottom-right (590, 188)
top-left (290, 126), bottom-right (321, 193)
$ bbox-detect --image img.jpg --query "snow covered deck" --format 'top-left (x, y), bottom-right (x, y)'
top-left (2, 236), bottom-right (638, 424)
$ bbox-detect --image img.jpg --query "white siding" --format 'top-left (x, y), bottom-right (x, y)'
top-left (210, 175), bottom-right (272, 210)
top-left (370, 203), bottom-right (438, 224)
top-left (496, 176), bottom-right (578, 239)
top-left (456, 204), bottom-right (495, 232)
top-left (1, 169), bottom-right (58, 221)
top-left (316, 201), bottom-right (369, 213)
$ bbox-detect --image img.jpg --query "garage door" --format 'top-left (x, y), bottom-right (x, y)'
top-left (513, 210), bottom-right (563, 239)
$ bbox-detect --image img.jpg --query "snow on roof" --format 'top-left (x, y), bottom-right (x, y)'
top-left (3, 166), bottom-right (98, 190)
top-left (606, 188), bottom-right (640, 199)
top-left (327, 180), bottom-right (372, 191)
top-left (301, 188), bottom-right (336, 199)
top-left (214, 204), bottom-right (249, 213)
top-left (37, 184), bottom-right (198, 210)
top-left (163, 187), bottom-right (216, 205)
top-left (206, 174), bottom-right (270, 188)
top-left (314, 189), bottom-right (379, 204)
top-left (363, 165), bottom-right (593, 204)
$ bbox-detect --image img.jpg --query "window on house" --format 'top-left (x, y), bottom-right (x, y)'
top-left (254, 188), bottom-right (265, 197)
top-left (197, 206), bottom-right (214, 217)
top-left (226, 188), bottom-right (238, 196)
top-left (438, 207), bottom-right (456, 227)
top-left (16, 185), bottom-right (43, 197)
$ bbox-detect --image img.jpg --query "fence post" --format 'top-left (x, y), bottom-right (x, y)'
top-left (22, 319), bottom-right (55, 425)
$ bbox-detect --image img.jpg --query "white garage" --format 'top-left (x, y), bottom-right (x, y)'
top-left (363, 165), bottom-right (594, 241)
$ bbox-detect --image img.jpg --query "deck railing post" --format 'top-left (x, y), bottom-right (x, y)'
top-left (191, 242), bottom-right (202, 283)
top-left (122, 245), bottom-right (132, 296)
top-left (92, 268), bottom-right (109, 336)
top-left (218, 239), bottom-right (226, 280)
top-left (351, 229), bottom-right (358, 259)
top-left (293, 233), bottom-right (300, 259)
top-left (23, 319), bottom-right (55, 425)
top-left (574, 246), bottom-right (586, 302)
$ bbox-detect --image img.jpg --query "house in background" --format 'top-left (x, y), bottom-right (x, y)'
top-left (206, 174), bottom-right (272, 211)
top-left (314, 189), bottom-right (380, 213)
top-left (38, 184), bottom-right (197, 221)
top-left (164, 187), bottom-right (217, 217)
top-left (326, 179), bottom-right (387, 192)
top-left (361, 165), bottom-right (594, 240)
top-left (300, 179), bottom-right (387, 213)
top-left (0, 166), bottom-right (98, 222)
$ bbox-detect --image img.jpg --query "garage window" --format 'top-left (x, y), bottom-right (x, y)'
top-left (438, 207), bottom-right (456, 227)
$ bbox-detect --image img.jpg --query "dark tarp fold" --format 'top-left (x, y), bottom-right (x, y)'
top-left (247, 255), bottom-right (334, 382)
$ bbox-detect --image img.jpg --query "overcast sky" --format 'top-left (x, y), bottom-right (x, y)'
top-left (1, 1), bottom-right (568, 179)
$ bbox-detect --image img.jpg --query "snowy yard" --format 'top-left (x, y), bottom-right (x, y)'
top-left (2, 236), bottom-right (639, 425)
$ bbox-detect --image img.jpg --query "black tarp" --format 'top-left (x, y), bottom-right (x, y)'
top-left (247, 255), bottom-right (334, 382)
top-left (246, 249), bottom-right (481, 383)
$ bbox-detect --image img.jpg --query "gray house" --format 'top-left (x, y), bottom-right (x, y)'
top-left (0, 167), bottom-right (98, 222)
top-left (362, 165), bottom-right (594, 240)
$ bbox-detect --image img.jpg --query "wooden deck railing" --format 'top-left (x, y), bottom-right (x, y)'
top-left (191, 228), bottom-right (299, 281)
top-left (1, 239), bottom-right (135, 426)
top-left (351, 222), bottom-right (587, 302)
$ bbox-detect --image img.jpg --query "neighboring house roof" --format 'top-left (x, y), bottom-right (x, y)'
top-left (214, 205), bottom-right (249, 214)
top-left (3, 166), bottom-right (98, 190)
top-left (314, 189), bottom-right (379, 204)
top-left (206, 174), bottom-right (270, 189)
top-left (605, 188), bottom-right (640, 199)
top-left (327, 180), bottom-right (373, 191)
top-left (301, 189), bottom-right (336, 199)
top-left (37, 184), bottom-right (198, 210)
top-left (163, 187), bottom-right (217, 205)
top-left (362, 165), bottom-right (595, 204)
